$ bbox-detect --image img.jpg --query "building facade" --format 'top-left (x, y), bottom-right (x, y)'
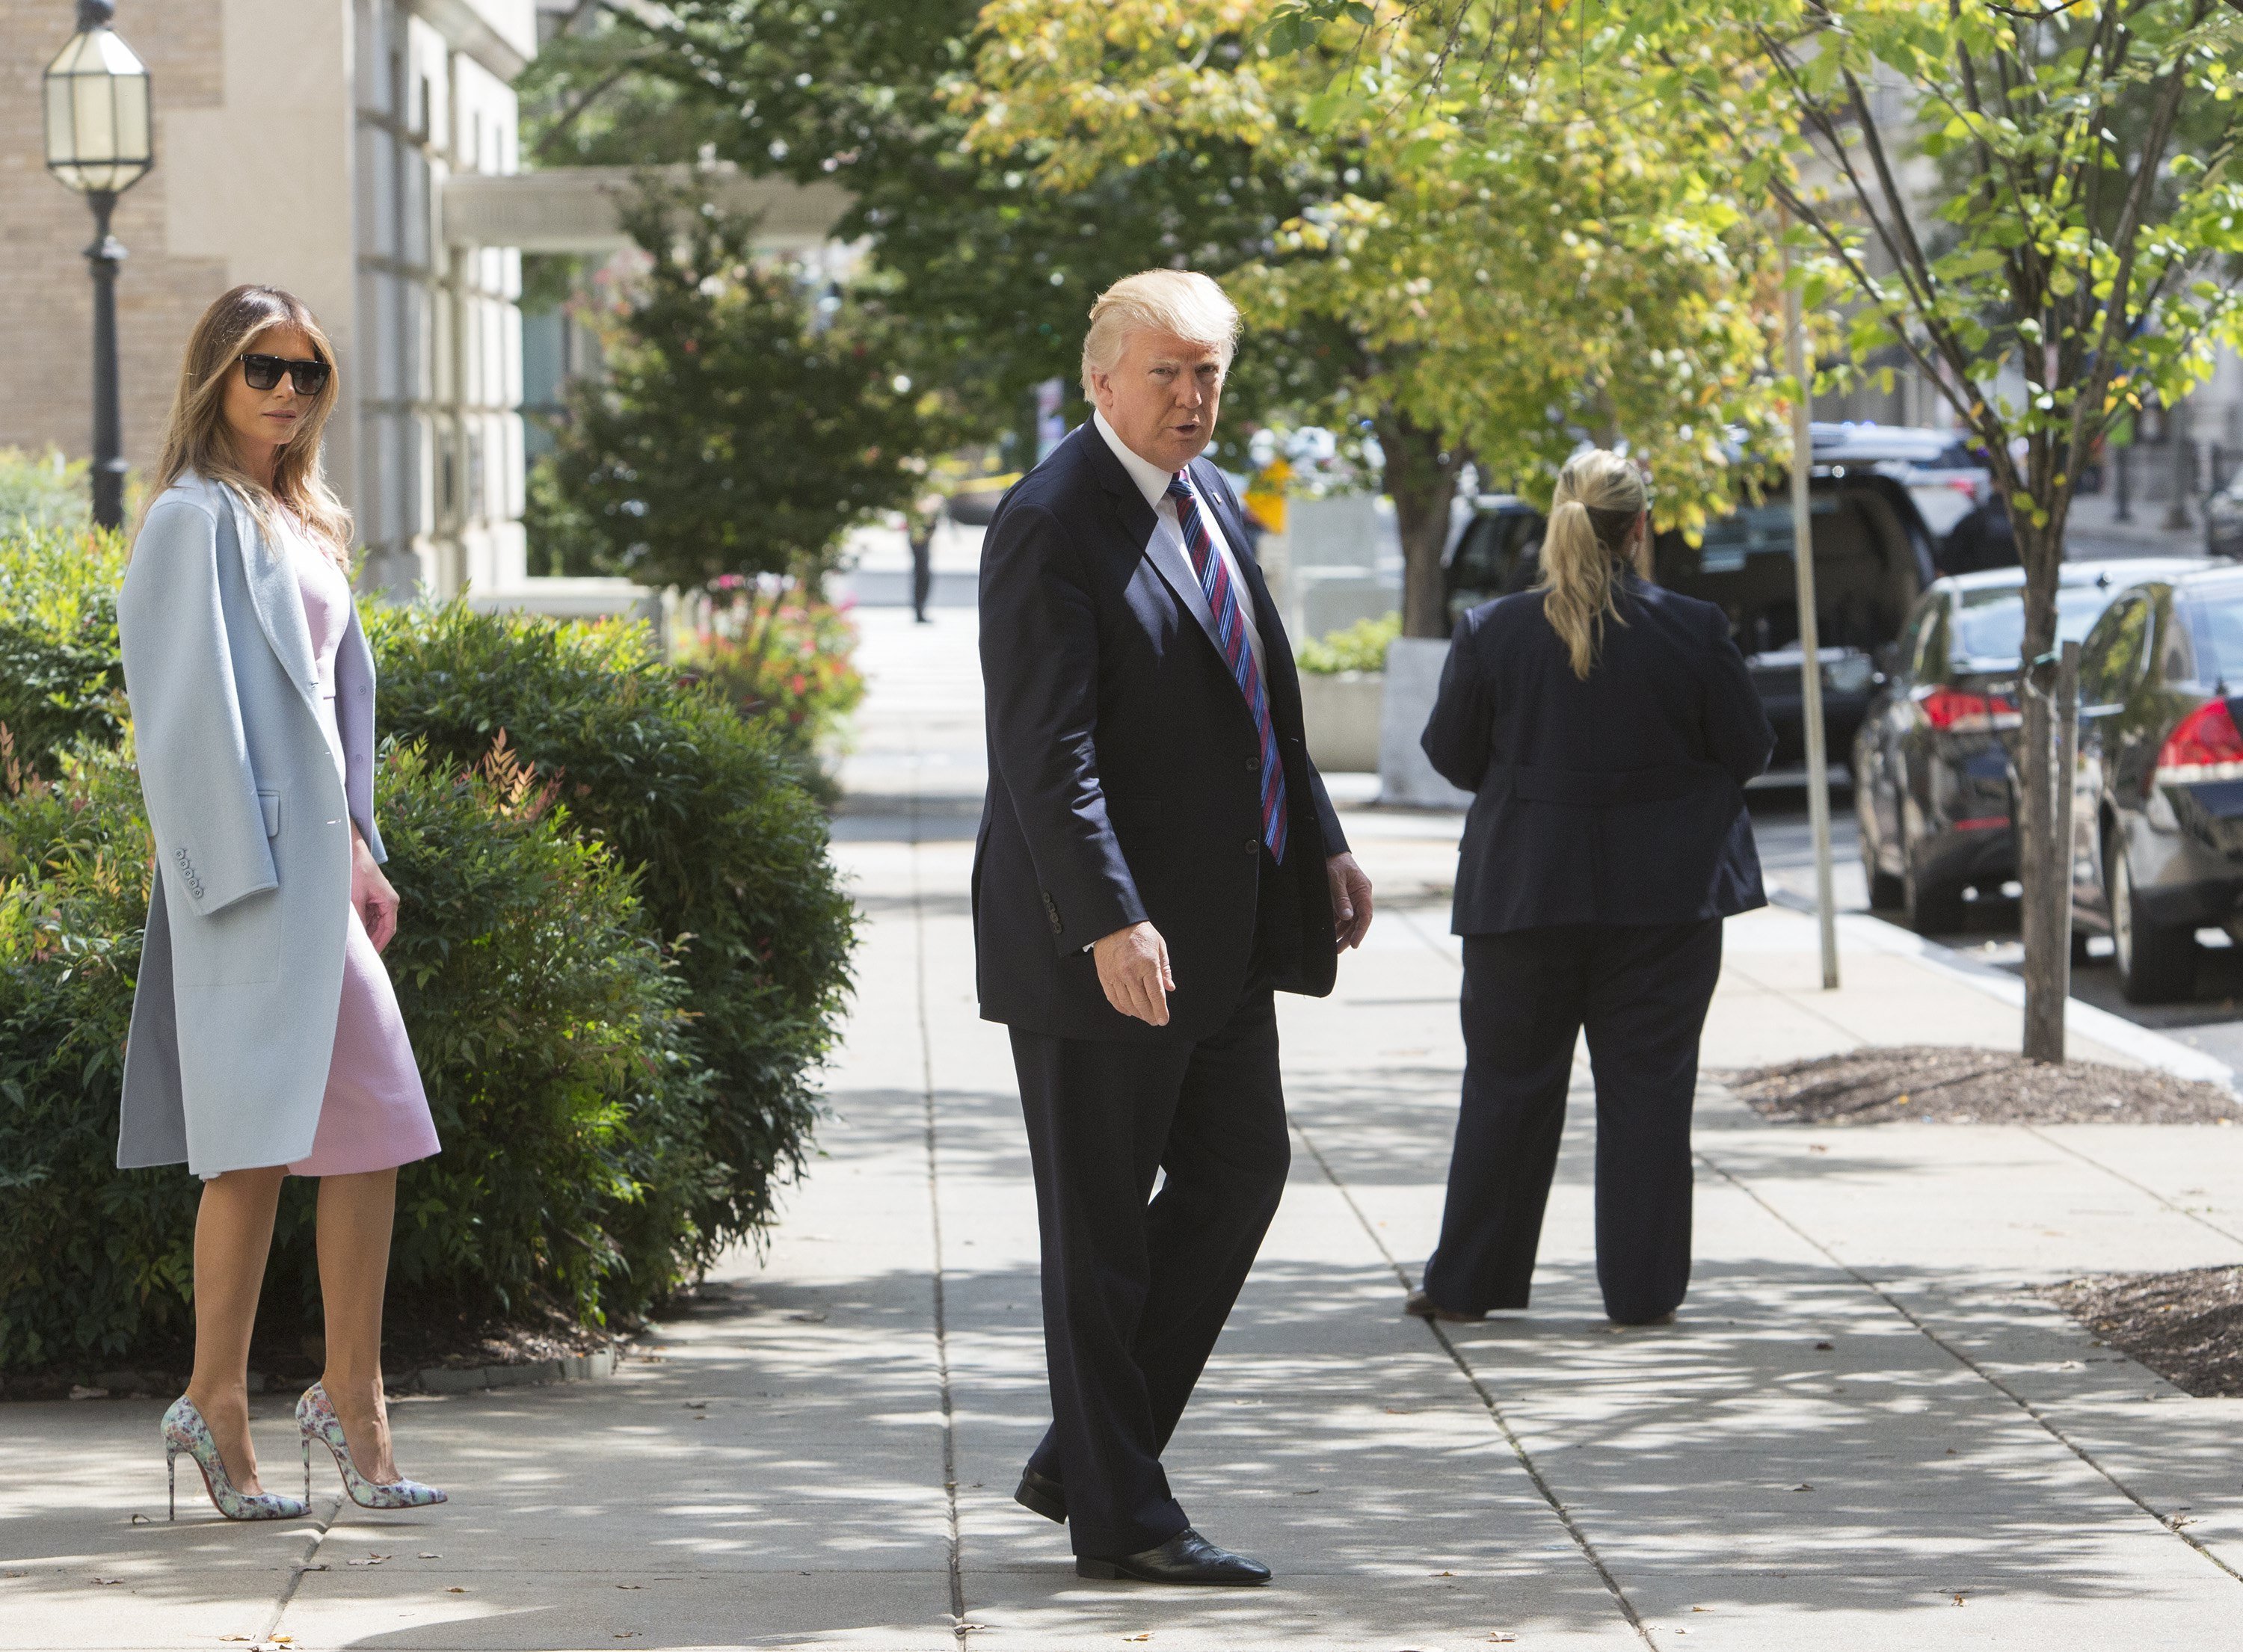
top-left (0, 0), bottom-right (535, 597)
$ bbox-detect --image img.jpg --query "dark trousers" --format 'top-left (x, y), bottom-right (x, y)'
top-left (1423, 919), bottom-right (1722, 1325)
top-left (1010, 863), bottom-right (1296, 1558)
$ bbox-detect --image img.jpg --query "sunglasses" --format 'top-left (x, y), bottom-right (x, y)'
top-left (239, 353), bottom-right (331, 395)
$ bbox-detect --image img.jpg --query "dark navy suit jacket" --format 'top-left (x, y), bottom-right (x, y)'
top-left (973, 423), bottom-right (1348, 1043)
top-left (1422, 575), bottom-right (1773, 934)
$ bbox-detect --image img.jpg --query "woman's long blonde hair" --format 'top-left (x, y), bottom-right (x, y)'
top-left (147, 285), bottom-right (352, 568)
top-left (1538, 448), bottom-right (1652, 679)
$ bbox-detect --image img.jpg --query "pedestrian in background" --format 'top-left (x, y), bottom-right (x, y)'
top-left (117, 285), bottom-right (446, 1521)
top-left (1409, 449), bottom-right (1773, 1328)
top-left (908, 486), bottom-right (943, 623)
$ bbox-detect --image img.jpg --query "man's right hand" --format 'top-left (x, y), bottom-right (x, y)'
top-left (1093, 921), bottom-right (1174, 1026)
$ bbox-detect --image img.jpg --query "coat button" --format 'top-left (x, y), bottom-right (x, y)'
top-left (1244, 756), bottom-right (1259, 774)
top-left (1243, 836), bottom-right (1260, 854)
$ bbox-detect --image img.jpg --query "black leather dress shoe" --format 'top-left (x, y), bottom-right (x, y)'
top-left (1014, 1465), bottom-right (1066, 1524)
top-left (1403, 1287), bottom-right (1486, 1324)
top-left (1076, 1528), bottom-right (1272, 1585)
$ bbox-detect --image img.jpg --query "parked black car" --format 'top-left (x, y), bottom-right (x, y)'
top-left (2201, 469), bottom-right (2243, 558)
top-left (2069, 565), bottom-right (2243, 1002)
top-left (1447, 466), bottom-right (1948, 777)
top-left (1854, 559), bottom-right (2204, 934)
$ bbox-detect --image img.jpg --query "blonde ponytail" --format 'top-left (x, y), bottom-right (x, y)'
top-left (1538, 449), bottom-right (1650, 679)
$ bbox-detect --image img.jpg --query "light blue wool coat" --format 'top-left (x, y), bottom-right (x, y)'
top-left (115, 472), bottom-right (385, 1176)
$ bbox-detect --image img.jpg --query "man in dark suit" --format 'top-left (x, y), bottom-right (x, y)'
top-left (975, 270), bottom-right (1374, 1586)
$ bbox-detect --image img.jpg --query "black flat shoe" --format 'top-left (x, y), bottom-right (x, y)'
top-left (1076, 1527), bottom-right (1271, 1585)
top-left (1015, 1465), bottom-right (1066, 1524)
top-left (1403, 1288), bottom-right (1486, 1324)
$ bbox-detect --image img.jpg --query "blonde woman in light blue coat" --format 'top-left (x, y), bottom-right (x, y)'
top-left (120, 286), bottom-right (444, 1521)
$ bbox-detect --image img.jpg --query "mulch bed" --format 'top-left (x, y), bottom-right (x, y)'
top-left (1723, 1044), bottom-right (2242, 1126)
top-left (0, 1301), bottom-right (627, 1403)
top-left (2041, 1267), bottom-right (2243, 1398)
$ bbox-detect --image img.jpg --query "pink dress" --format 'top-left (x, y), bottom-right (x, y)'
top-left (282, 523), bottom-right (440, 1179)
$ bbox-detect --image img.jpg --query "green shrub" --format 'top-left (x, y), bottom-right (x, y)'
top-left (0, 524), bottom-right (127, 777)
top-left (0, 517), bottom-right (854, 1369)
top-left (366, 600), bottom-right (855, 1262)
top-left (1296, 610), bottom-right (1401, 674)
top-left (0, 743), bottom-right (184, 1367)
top-left (0, 449), bottom-right (91, 534)
top-left (0, 736), bottom-right (719, 1369)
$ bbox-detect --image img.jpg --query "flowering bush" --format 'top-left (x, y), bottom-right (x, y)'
top-left (679, 583), bottom-right (867, 786)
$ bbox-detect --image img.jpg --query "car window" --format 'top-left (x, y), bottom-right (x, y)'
top-left (2162, 611), bottom-right (2196, 685)
top-left (2079, 597), bottom-right (2151, 706)
top-left (1951, 583), bottom-right (2126, 664)
top-left (2189, 594), bottom-right (2243, 688)
top-left (1914, 597), bottom-right (1949, 677)
top-left (1891, 595), bottom-right (1934, 679)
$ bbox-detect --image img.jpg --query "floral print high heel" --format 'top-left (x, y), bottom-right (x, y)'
top-left (297, 1381), bottom-right (446, 1509)
top-left (163, 1394), bottom-right (310, 1522)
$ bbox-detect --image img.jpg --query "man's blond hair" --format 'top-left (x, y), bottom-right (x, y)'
top-left (1080, 270), bottom-right (1240, 399)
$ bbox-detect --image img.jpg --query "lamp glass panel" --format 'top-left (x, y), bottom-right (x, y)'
top-left (43, 71), bottom-right (74, 167)
top-left (45, 31), bottom-right (94, 75)
top-left (72, 76), bottom-right (117, 162)
top-left (93, 31), bottom-right (147, 76)
top-left (114, 73), bottom-right (150, 164)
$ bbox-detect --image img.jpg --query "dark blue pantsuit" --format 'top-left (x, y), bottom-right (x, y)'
top-left (1426, 920), bottom-right (1723, 1325)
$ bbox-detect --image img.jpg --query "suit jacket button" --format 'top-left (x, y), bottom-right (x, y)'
top-left (1243, 836), bottom-right (1260, 854)
top-left (1245, 756), bottom-right (1258, 774)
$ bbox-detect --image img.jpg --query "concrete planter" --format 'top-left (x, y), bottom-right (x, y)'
top-left (1297, 670), bottom-right (1384, 774)
top-left (1378, 637), bottom-right (1474, 809)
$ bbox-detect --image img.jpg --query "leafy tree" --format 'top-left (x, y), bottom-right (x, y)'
top-left (968, 1), bottom-right (1788, 635)
top-left (550, 185), bottom-right (939, 590)
top-left (521, 0), bottom-right (1356, 466)
top-left (1278, 0), bottom-right (2243, 1056)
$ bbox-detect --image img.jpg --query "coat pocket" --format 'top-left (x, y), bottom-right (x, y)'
top-left (258, 789), bottom-right (281, 837)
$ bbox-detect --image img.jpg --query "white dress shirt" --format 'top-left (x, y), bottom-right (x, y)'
top-left (1093, 410), bottom-right (1267, 678)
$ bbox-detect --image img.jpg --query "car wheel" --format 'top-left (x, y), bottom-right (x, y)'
top-left (1901, 845), bottom-right (1968, 935)
top-left (1860, 822), bottom-right (1904, 910)
top-left (2110, 845), bottom-right (2196, 1004)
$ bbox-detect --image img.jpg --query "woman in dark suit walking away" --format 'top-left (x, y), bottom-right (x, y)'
top-left (1407, 449), bottom-right (1773, 1328)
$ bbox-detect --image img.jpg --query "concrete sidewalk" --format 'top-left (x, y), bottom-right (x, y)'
top-left (13, 608), bottom-right (2243, 1650)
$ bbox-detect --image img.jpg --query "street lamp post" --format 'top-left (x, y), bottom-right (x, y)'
top-left (42, 0), bottom-right (153, 531)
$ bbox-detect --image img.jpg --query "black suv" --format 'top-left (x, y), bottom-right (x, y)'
top-left (1854, 560), bottom-right (2203, 934)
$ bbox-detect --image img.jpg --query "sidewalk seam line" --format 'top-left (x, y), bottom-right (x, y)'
top-left (2019, 1124), bottom-right (2243, 1250)
top-left (1293, 1122), bottom-right (1655, 1647)
top-left (913, 792), bottom-right (972, 1644)
top-left (1695, 1145), bottom-right (2243, 1587)
top-left (259, 1492), bottom-right (344, 1643)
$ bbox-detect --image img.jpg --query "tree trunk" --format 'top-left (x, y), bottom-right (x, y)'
top-left (2015, 508), bottom-right (2070, 1062)
top-left (1377, 407), bottom-right (1468, 639)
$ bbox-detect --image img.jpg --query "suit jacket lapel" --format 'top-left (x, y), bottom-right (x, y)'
top-left (1078, 424), bottom-right (1229, 661)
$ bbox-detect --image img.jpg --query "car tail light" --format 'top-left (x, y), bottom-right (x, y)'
top-left (2154, 700), bottom-right (2243, 784)
top-left (1916, 688), bottom-right (2019, 733)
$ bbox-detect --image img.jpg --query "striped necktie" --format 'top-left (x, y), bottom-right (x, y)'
top-left (1166, 471), bottom-right (1289, 864)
